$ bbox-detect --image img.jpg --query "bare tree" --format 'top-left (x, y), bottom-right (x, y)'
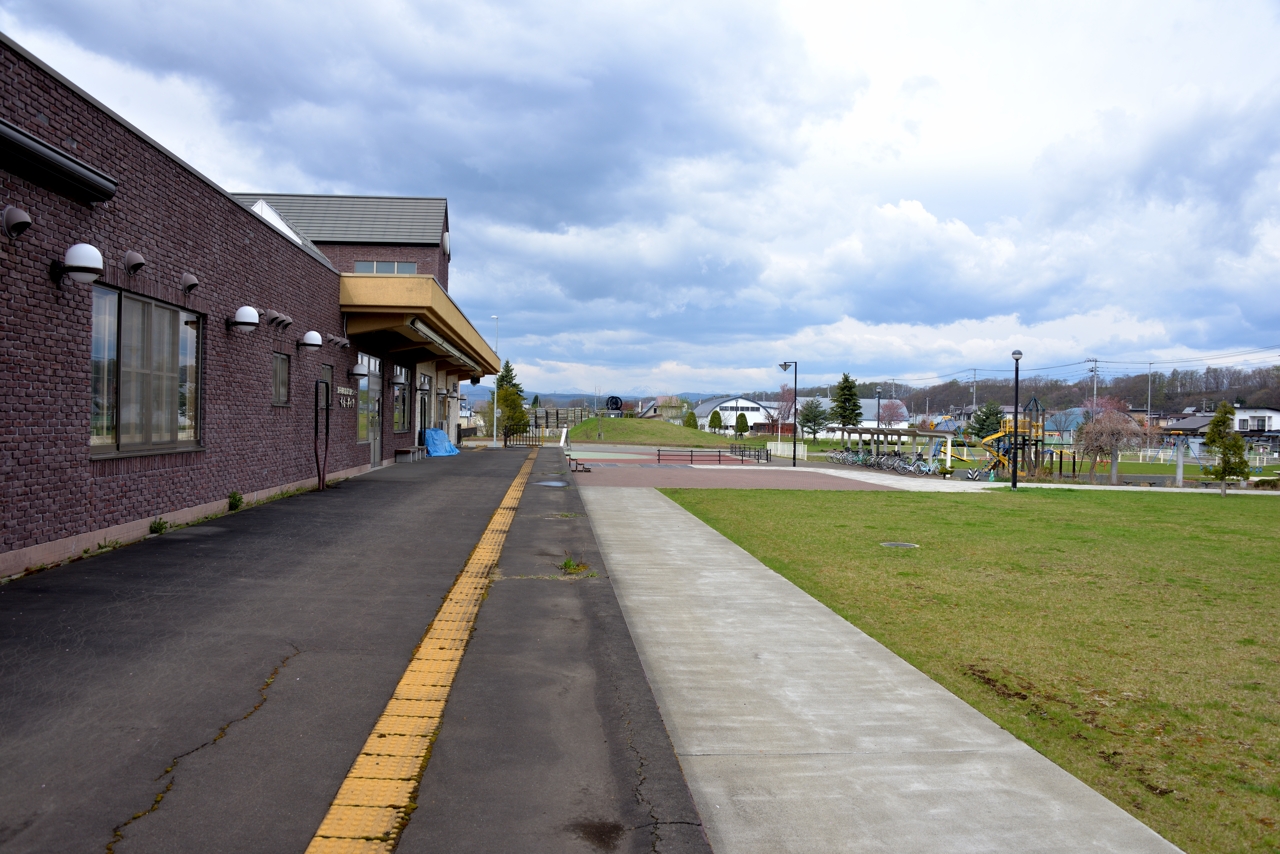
top-left (879, 399), bottom-right (908, 424)
top-left (1075, 410), bottom-right (1142, 484)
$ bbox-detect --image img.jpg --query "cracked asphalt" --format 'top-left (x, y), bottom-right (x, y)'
top-left (0, 448), bottom-right (707, 853)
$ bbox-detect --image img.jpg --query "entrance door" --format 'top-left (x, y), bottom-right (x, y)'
top-left (369, 380), bottom-right (382, 466)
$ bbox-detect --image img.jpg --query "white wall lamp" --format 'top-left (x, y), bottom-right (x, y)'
top-left (49, 242), bottom-right (103, 289)
top-left (181, 273), bottom-right (199, 293)
top-left (124, 250), bottom-right (146, 276)
top-left (349, 363), bottom-right (369, 380)
top-left (2, 206), bottom-right (32, 239)
top-left (296, 330), bottom-right (323, 352)
top-left (226, 305), bottom-right (260, 333)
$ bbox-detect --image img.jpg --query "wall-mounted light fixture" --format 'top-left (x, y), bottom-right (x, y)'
top-left (180, 273), bottom-right (199, 293)
top-left (418, 375), bottom-right (432, 390)
top-left (226, 305), bottom-right (259, 333)
top-left (349, 363), bottom-right (369, 379)
top-left (124, 250), bottom-right (146, 276)
top-left (441, 230), bottom-right (451, 259)
top-left (296, 330), bottom-right (323, 352)
top-left (470, 375), bottom-right (480, 385)
top-left (49, 242), bottom-right (104, 288)
top-left (2, 205), bottom-right (31, 239)
top-left (278, 314), bottom-right (293, 330)
top-left (327, 334), bottom-right (350, 349)
top-left (262, 309), bottom-right (282, 326)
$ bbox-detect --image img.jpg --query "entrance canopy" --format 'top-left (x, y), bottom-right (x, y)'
top-left (340, 274), bottom-right (499, 377)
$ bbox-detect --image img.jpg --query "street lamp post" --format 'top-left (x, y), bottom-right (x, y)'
top-left (875, 385), bottom-right (882, 456)
top-left (1012, 350), bottom-right (1022, 490)
top-left (491, 315), bottom-right (499, 448)
top-left (779, 362), bottom-right (797, 467)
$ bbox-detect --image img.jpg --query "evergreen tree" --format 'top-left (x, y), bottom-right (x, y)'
top-left (1203, 401), bottom-right (1250, 496)
top-left (530, 394), bottom-right (540, 408)
top-left (797, 398), bottom-right (830, 440)
top-left (709, 410), bottom-right (723, 433)
top-left (969, 401), bottom-right (1004, 439)
top-left (497, 386), bottom-right (528, 439)
top-left (734, 412), bottom-right (749, 438)
top-left (495, 360), bottom-right (523, 395)
top-left (829, 374), bottom-right (862, 443)
top-left (683, 410), bottom-right (698, 429)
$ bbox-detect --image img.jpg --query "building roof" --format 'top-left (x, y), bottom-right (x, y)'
top-left (229, 193), bottom-right (448, 244)
top-left (693, 396), bottom-right (773, 418)
top-left (1165, 415), bottom-right (1213, 434)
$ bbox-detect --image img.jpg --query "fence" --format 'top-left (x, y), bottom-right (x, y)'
top-left (657, 448), bottom-right (768, 465)
top-left (503, 432), bottom-right (544, 448)
top-left (729, 444), bottom-right (772, 463)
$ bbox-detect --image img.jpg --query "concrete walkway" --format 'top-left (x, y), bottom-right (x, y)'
top-left (580, 487), bottom-right (1184, 854)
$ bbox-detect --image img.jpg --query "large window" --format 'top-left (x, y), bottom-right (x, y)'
top-left (353, 261), bottom-right (417, 274)
top-left (356, 353), bottom-right (381, 442)
top-left (91, 286), bottom-right (200, 454)
top-left (392, 365), bottom-right (410, 432)
top-left (272, 353), bottom-right (290, 405)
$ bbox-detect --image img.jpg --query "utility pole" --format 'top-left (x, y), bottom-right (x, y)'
top-left (971, 369), bottom-right (977, 413)
top-left (1087, 358), bottom-right (1099, 411)
top-left (1146, 362), bottom-right (1153, 448)
top-left (491, 315), bottom-right (499, 448)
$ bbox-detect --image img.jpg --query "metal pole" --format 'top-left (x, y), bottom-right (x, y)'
top-left (491, 315), bottom-right (499, 448)
top-left (792, 361), bottom-right (797, 467)
top-left (1012, 350), bottom-right (1022, 489)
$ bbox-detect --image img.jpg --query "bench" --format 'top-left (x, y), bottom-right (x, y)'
top-left (394, 446), bottom-right (427, 462)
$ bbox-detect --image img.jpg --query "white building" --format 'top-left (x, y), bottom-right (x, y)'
top-left (693, 396), bottom-right (775, 432)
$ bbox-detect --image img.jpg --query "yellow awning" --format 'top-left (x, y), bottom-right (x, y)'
top-left (339, 274), bottom-right (499, 376)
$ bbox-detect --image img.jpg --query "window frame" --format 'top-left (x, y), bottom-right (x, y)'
top-left (272, 353), bottom-right (291, 406)
top-left (353, 260), bottom-right (418, 275)
top-left (90, 285), bottom-right (202, 458)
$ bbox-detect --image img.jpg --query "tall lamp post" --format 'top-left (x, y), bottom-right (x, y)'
top-left (1012, 349), bottom-right (1022, 489)
top-left (779, 361), bottom-right (797, 467)
top-left (875, 385), bottom-right (882, 456)
top-left (491, 315), bottom-right (499, 449)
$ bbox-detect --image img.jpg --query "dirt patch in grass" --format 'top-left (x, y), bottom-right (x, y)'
top-left (662, 487), bottom-right (1280, 854)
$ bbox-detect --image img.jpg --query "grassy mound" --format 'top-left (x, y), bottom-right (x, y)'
top-left (569, 417), bottom-right (742, 447)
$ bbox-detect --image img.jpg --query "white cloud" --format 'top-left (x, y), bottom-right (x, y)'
top-left (6, 0), bottom-right (1280, 392)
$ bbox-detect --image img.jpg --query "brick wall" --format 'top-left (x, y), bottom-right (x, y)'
top-left (314, 240), bottom-right (450, 292)
top-left (0, 37), bottom-right (398, 561)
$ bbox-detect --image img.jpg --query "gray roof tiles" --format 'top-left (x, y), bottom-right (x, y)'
top-left (229, 193), bottom-right (447, 244)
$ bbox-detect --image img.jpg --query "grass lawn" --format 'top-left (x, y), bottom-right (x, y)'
top-left (570, 417), bottom-right (750, 447)
top-left (662, 487), bottom-right (1280, 854)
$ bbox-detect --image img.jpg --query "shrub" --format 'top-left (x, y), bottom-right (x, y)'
top-left (228, 491), bottom-right (244, 512)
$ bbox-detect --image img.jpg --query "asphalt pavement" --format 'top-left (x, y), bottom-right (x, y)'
top-left (0, 449), bottom-right (705, 853)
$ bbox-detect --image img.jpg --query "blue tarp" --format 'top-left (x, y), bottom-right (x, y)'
top-left (424, 428), bottom-right (460, 456)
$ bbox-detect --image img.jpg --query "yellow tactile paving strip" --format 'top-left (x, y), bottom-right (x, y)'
top-left (305, 451), bottom-right (538, 854)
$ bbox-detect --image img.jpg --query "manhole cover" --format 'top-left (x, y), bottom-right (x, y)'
top-left (535, 481), bottom-right (568, 487)
top-left (880, 542), bottom-right (919, 548)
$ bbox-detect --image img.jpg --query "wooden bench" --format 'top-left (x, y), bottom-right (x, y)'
top-left (394, 446), bottom-right (427, 462)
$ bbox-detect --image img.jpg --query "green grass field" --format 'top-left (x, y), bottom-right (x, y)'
top-left (662, 487), bottom-right (1280, 854)
top-left (569, 417), bottom-right (752, 447)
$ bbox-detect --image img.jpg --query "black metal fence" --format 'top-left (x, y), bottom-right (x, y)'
top-left (729, 444), bottom-right (771, 463)
top-left (503, 432), bottom-right (544, 448)
top-left (656, 448), bottom-right (769, 465)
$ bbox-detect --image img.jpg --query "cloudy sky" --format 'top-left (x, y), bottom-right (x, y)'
top-left (4, 1), bottom-right (1280, 394)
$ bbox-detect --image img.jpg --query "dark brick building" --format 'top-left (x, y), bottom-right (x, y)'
top-left (0, 33), bottom-right (497, 577)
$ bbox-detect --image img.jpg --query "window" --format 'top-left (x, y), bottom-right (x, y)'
top-left (353, 261), bottom-right (417, 274)
top-left (272, 353), bottom-right (290, 405)
top-left (356, 353), bottom-right (381, 442)
top-left (91, 286), bottom-right (200, 453)
top-left (392, 366), bottom-right (410, 432)
top-left (1252, 417), bottom-right (1266, 431)
top-left (1239, 419), bottom-right (1249, 430)
top-left (320, 364), bottom-right (333, 409)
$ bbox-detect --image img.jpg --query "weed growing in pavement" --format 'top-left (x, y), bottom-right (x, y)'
top-left (559, 553), bottom-right (589, 574)
top-left (227, 491), bottom-right (244, 512)
top-left (149, 517), bottom-right (168, 535)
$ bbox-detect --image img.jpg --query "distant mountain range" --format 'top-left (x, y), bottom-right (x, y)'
top-left (467, 387), bottom-right (733, 404)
